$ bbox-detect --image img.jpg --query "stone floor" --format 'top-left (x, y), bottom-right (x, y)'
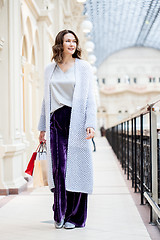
top-left (0, 137), bottom-right (159, 240)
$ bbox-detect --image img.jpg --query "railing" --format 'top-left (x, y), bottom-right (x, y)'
top-left (105, 99), bottom-right (160, 226)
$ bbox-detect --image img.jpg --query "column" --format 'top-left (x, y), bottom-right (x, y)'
top-left (0, 0), bottom-right (27, 195)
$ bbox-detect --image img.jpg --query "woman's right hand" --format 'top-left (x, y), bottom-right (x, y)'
top-left (39, 131), bottom-right (46, 143)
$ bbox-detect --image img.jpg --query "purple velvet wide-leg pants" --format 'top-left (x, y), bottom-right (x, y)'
top-left (50, 106), bottom-right (88, 227)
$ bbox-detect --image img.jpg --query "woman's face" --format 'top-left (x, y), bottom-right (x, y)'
top-left (63, 33), bottom-right (77, 56)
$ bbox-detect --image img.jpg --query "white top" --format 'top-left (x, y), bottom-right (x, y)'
top-left (50, 64), bottom-right (76, 113)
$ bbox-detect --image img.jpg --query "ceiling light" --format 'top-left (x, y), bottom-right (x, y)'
top-left (85, 41), bottom-right (95, 52)
top-left (88, 54), bottom-right (97, 64)
top-left (81, 20), bottom-right (93, 33)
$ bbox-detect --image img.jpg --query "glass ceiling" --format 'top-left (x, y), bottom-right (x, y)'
top-left (84, 0), bottom-right (160, 66)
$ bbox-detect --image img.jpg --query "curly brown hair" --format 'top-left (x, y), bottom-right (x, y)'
top-left (51, 30), bottom-right (81, 63)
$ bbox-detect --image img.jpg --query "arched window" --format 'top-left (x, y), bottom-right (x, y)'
top-left (26, 17), bottom-right (33, 45)
top-left (31, 47), bottom-right (35, 65)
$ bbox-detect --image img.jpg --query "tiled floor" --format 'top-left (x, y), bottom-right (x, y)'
top-left (0, 196), bottom-right (5, 200)
top-left (0, 137), bottom-right (159, 240)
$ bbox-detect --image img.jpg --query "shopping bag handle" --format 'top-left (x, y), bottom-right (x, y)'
top-left (36, 143), bottom-right (41, 152)
top-left (37, 142), bottom-right (47, 153)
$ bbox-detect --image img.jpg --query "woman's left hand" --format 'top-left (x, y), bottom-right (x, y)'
top-left (86, 127), bottom-right (95, 140)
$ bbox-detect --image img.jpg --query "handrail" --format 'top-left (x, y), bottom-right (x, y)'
top-left (105, 96), bottom-right (160, 225)
top-left (144, 192), bottom-right (160, 218)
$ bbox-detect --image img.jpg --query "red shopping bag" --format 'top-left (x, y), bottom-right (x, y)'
top-left (25, 144), bottom-right (41, 176)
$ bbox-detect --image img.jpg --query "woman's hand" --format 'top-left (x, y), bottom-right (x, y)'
top-left (39, 131), bottom-right (46, 143)
top-left (86, 127), bottom-right (95, 140)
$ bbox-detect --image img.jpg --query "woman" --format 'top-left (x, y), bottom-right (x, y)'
top-left (38, 30), bottom-right (96, 229)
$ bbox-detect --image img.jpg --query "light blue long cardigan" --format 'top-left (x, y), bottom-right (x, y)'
top-left (38, 58), bottom-right (97, 194)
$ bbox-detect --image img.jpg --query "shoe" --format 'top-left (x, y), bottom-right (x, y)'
top-left (64, 222), bottom-right (75, 229)
top-left (54, 218), bottom-right (64, 229)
